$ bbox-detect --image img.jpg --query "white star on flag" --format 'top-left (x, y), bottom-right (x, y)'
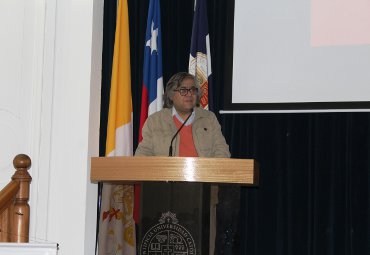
top-left (146, 21), bottom-right (158, 54)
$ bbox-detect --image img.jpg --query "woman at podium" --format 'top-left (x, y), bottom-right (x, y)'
top-left (135, 72), bottom-right (230, 158)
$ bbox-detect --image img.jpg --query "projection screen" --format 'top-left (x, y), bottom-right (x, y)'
top-left (223, 0), bottom-right (370, 112)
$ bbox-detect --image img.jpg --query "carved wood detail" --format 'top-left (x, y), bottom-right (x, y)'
top-left (0, 154), bottom-right (31, 243)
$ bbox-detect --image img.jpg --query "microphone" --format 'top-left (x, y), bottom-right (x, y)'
top-left (169, 109), bottom-right (193, 157)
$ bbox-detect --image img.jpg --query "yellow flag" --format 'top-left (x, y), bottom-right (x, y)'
top-left (98, 0), bottom-right (135, 254)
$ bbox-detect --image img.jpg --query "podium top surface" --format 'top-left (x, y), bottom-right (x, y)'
top-left (90, 156), bottom-right (259, 185)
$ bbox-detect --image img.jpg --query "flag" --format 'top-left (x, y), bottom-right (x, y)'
top-left (189, 0), bottom-right (213, 110)
top-left (98, 0), bottom-right (135, 254)
top-left (139, 0), bottom-right (163, 141)
top-left (189, 1), bottom-right (217, 253)
top-left (134, 0), bottom-right (163, 223)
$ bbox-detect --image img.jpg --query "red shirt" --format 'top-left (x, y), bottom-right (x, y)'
top-left (173, 116), bottom-right (198, 157)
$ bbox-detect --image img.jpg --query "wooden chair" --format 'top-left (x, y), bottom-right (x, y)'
top-left (0, 154), bottom-right (32, 242)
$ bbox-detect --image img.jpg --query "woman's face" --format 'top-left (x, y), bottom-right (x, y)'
top-left (171, 78), bottom-right (197, 114)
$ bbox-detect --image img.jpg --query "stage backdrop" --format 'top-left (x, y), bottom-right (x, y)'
top-left (99, 0), bottom-right (370, 254)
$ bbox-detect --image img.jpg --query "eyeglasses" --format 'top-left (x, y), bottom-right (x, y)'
top-left (174, 87), bottom-right (199, 96)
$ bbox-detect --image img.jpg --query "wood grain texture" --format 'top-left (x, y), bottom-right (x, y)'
top-left (91, 156), bottom-right (259, 185)
top-left (11, 154), bottom-right (32, 242)
top-left (0, 181), bottom-right (19, 214)
top-left (0, 154), bottom-right (32, 243)
top-left (0, 207), bottom-right (12, 242)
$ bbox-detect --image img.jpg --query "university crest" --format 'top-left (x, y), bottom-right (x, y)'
top-left (140, 211), bottom-right (196, 255)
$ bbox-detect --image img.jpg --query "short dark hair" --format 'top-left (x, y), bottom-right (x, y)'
top-left (163, 72), bottom-right (202, 108)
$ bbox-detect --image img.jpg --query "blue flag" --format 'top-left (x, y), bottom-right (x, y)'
top-left (189, 0), bottom-right (213, 110)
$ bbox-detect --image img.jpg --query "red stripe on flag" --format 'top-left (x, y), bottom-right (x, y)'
top-left (139, 85), bottom-right (149, 142)
top-left (134, 83), bottom-right (149, 224)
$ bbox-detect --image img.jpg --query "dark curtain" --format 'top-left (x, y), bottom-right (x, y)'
top-left (99, 0), bottom-right (370, 254)
top-left (225, 113), bottom-right (370, 255)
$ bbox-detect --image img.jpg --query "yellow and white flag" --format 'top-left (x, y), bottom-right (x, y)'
top-left (98, 0), bottom-right (135, 254)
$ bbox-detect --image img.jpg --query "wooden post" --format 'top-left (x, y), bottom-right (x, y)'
top-left (11, 154), bottom-right (32, 242)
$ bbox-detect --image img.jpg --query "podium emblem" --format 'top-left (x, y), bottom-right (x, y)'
top-left (140, 211), bottom-right (196, 255)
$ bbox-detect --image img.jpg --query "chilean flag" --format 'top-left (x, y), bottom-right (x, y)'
top-left (139, 0), bottom-right (163, 142)
top-left (135, 0), bottom-right (163, 223)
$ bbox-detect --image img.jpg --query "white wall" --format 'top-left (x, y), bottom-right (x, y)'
top-left (0, 0), bottom-right (103, 254)
top-left (0, 1), bottom-right (34, 190)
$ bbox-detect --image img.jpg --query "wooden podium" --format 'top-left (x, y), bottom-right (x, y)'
top-left (91, 156), bottom-right (259, 254)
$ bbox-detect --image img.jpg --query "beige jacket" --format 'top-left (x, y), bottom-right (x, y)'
top-left (135, 107), bottom-right (230, 158)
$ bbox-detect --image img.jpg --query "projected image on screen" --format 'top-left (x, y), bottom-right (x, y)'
top-left (311, 0), bottom-right (370, 46)
top-left (231, 0), bottom-right (370, 110)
